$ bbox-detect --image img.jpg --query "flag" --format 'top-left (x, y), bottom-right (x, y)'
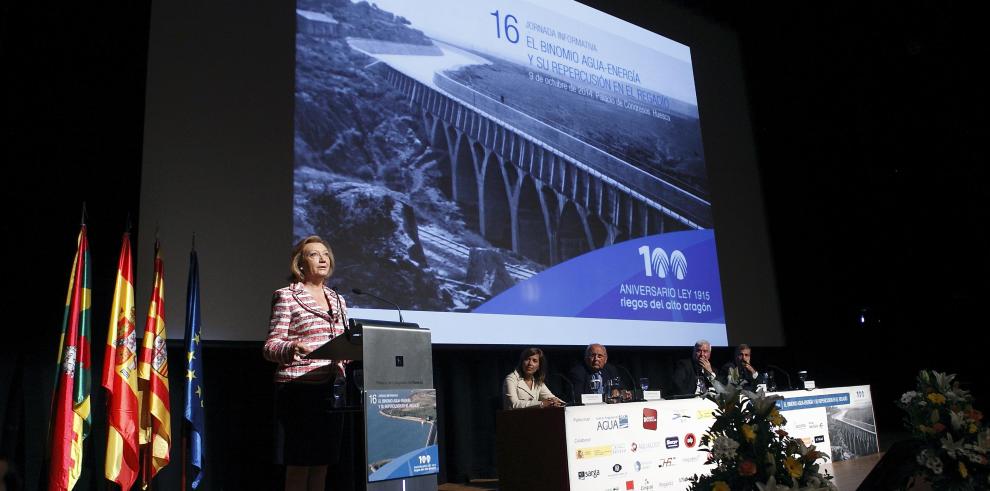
top-left (48, 226), bottom-right (93, 490)
top-left (101, 233), bottom-right (140, 490)
top-left (183, 248), bottom-right (205, 488)
top-left (138, 241), bottom-right (171, 484)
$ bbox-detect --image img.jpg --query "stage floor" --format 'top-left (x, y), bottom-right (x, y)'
top-left (440, 453), bottom-right (884, 490)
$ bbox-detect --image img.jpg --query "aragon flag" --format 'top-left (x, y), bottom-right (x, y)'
top-left (138, 240), bottom-right (171, 485)
top-left (48, 225), bottom-right (92, 491)
top-left (101, 233), bottom-right (140, 490)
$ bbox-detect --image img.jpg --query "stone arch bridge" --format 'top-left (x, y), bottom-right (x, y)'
top-left (379, 64), bottom-right (712, 267)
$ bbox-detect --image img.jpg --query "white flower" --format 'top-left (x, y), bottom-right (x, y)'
top-left (900, 391), bottom-right (918, 404)
top-left (711, 435), bottom-right (740, 460)
top-left (945, 387), bottom-right (971, 403)
top-left (754, 476), bottom-right (791, 491)
top-left (932, 371), bottom-right (955, 392)
top-left (978, 428), bottom-right (990, 450)
top-left (941, 434), bottom-right (966, 459)
top-left (949, 410), bottom-right (967, 431)
top-left (925, 455), bottom-right (943, 475)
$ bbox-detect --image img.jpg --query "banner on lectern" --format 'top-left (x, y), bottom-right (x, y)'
top-left (366, 388), bottom-right (439, 482)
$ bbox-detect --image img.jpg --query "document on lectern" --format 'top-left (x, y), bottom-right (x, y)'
top-left (366, 388), bottom-right (440, 482)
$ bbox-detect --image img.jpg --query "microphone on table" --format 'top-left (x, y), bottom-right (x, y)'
top-left (552, 373), bottom-right (574, 406)
top-left (766, 364), bottom-right (793, 390)
top-left (351, 288), bottom-right (404, 323)
top-left (614, 364), bottom-right (639, 402)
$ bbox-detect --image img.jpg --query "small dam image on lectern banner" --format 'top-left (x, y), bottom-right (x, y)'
top-left (293, 0), bottom-right (724, 344)
top-left (365, 389), bottom-right (439, 481)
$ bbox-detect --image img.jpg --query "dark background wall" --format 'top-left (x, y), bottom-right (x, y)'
top-left (2, 1), bottom-right (987, 489)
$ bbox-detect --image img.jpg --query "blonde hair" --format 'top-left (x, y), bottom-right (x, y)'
top-left (290, 235), bottom-right (335, 282)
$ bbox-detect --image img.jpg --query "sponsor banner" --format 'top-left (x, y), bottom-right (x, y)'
top-left (564, 386), bottom-right (877, 489)
top-left (565, 400), bottom-right (713, 491)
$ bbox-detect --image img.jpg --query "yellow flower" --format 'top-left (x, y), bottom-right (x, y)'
top-left (927, 393), bottom-right (946, 404)
top-left (769, 408), bottom-right (784, 426)
top-left (970, 423), bottom-right (978, 433)
top-left (712, 481), bottom-right (730, 491)
top-left (784, 456), bottom-right (804, 479)
top-left (959, 461), bottom-right (968, 478)
top-left (741, 424), bottom-right (756, 442)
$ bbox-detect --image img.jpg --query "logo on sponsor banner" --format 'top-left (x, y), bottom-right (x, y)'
top-left (695, 409), bottom-right (715, 421)
top-left (626, 480), bottom-right (635, 490)
top-left (634, 461), bottom-right (641, 472)
top-left (613, 464), bottom-right (623, 473)
top-left (814, 435), bottom-right (825, 443)
top-left (639, 478), bottom-right (655, 491)
top-left (576, 445), bottom-right (613, 459)
top-left (657, 457), bottom-right (676, 468)
top-left (637, 440), bottom-right (664, 451)
top-left (670, 412), bottom-right (692, 423)
top-left (630, 442), bottom-right (638, 452)
top-left (665, 436), bottom-right (680, 449)
top-left (656, 480), bottom-right (674, 488)
top-left (633, 459), bottom-right (653, 471)
top-left (577, 469), bottom-right (600, 480)
top-left (597, 414), bottom-right (630, 431)
top-left (681, 453), bottom-right (704, 464)
top-left (643, 408), bottom-right (658, 430)
top-left (684, 433), bottom-right (697, 448)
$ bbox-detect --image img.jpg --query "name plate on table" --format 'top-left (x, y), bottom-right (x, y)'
top-left (804, 380), bottom-right (816, 390)
top-left (643, 390), bottom-right (663, 401)
top-left (581, 393), bottom-right (604, 405)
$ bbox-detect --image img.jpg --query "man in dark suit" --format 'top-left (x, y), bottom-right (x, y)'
top-left (671, 340), bottom-right (717, 397)
top-left (717, 344), bottom-right (766, 388)
top-left (568, 344), bottom-right (631, 404)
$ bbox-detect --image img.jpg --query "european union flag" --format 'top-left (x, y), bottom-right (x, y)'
top-left (184, 249), bottom-right (205, 488)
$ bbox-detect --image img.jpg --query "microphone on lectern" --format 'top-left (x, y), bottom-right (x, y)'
top-left (351, 288), bottom-right (404, 323)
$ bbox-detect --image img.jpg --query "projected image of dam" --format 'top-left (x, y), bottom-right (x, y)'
top-left (346, 35), bottom-right (711, 267)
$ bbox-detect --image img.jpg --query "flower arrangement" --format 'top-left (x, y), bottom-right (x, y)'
top-left (897, 370), bottom-right (989, 489)
top-left (688, 383), bottom-right (834, 491)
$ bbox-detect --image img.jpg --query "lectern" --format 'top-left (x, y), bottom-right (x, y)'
top-left (309, 318), bottom-right (438, 491)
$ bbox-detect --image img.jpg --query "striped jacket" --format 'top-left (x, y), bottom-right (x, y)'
top-left (263, 282), bottom-right (347, 383)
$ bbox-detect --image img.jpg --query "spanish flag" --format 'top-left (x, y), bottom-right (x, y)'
top-left (102, 233), bottom-right (140, 490)
top-left (138, 240), bottom-right (171, 485)
top-left (48, 226), bottom-right (92, 490)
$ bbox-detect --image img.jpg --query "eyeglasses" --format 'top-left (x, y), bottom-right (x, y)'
top-left (305, 251), bottom-right (332, 260)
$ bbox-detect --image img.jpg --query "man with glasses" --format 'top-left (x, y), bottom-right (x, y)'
top-left (567, 343), bottom-right (632, 404)
top-left (671, 340), bottom-right (717, 397)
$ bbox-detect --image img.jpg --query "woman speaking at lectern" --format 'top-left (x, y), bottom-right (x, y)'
top-left (263, 236), bottom-right (348, 491)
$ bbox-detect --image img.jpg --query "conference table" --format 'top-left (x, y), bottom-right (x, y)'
top-left (495, 385), bottom-right (877, 491)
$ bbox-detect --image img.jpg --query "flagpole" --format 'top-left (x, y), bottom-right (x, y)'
top-left (182, 430), bottom-right (187, 490)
